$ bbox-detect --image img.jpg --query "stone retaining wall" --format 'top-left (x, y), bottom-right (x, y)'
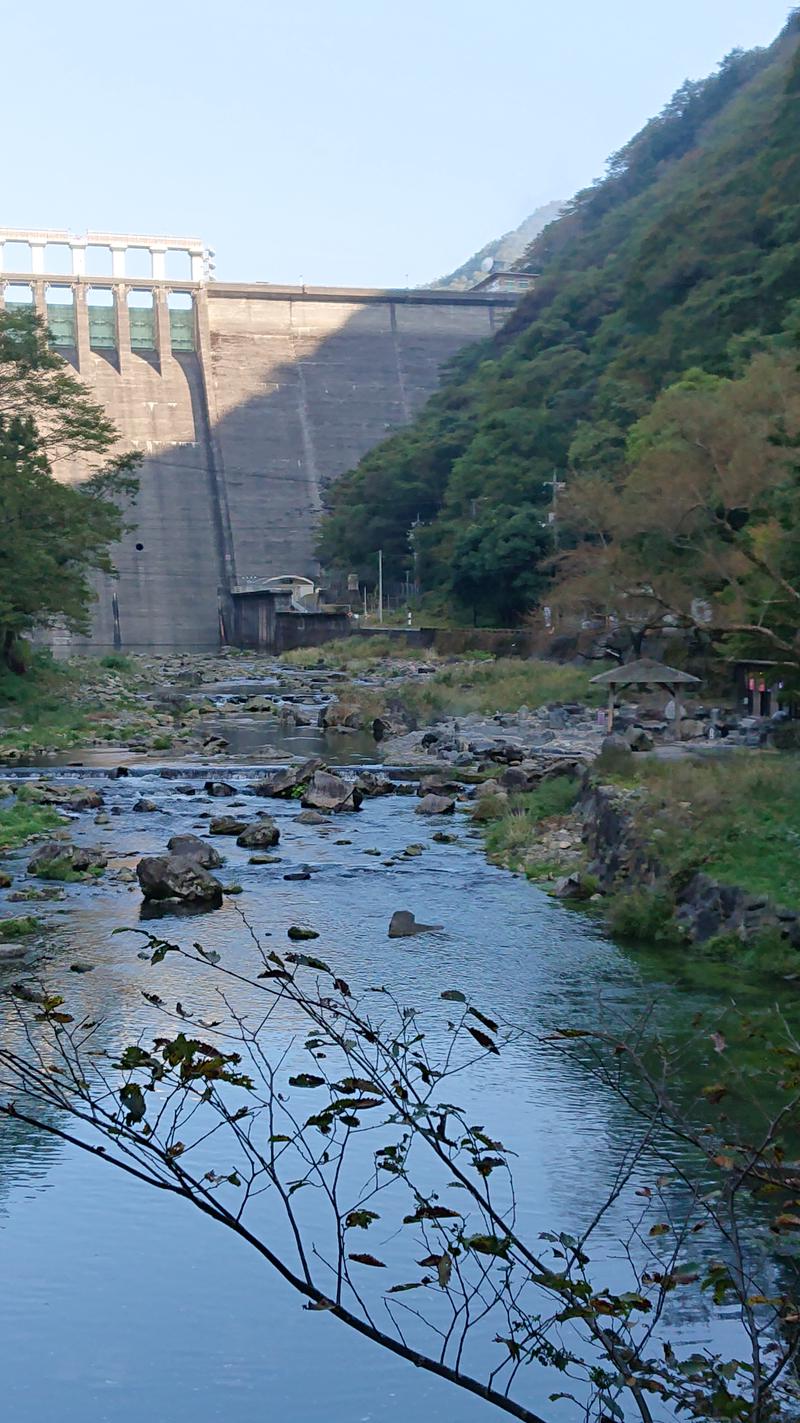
top-left (579, 782), bottom-right (800, 948)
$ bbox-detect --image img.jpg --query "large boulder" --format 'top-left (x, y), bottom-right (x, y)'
top-left (27, 842), bottom-right (107, 878)
top-left (254, 757), bottom-right (325, 798)
top-left (137, 854), bottom-right (223, 905)
top-left (209, 815), bottom-right (250, 836)
top-left (624, 726), bottom-right (654, 753)
top-left (20, 782), bottom-right (104, 811)
top-left (166, 833), bottom-right (223, 868)
top-left (355, 771), bottom-right (396, 798)
top-left (388, 910), bottom-right (443, 938)
top-left (301, 771), bottom-right (362, 813)
top-left (320, 701), bottom-right (364, 731)
top-left (236, 818), bottom-right (281, 849)
top-left (204, 780), bottom-right (236, 797)
top-left (415, 793), bottom-right (456, 816)
top-left (601, 733), bottom-right (631, 755)
top-left (63, 787), bottom-right (105, 812)
top-left (418, 776), bottom-right (463, 797)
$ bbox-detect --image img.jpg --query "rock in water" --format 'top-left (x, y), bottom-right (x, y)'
top-left (236, 818), bottom-right (280, 849)
top-left (415, 793), bottom-right (456, 816)
top-left (27, 842), bottom-right (107, 878)
top-left (136, 854), bottom-right (223, 905)
top-left (301, 770), bottom-right (362, 813)
top-left (388, 910), bottom-right (442, 938)
top-left (63, 787), bottom-right (105, 812)
top-left (320, 702), bottom-right (363, 731)
top-left (204, 780), bottom-right (236, 797)
top-left (166, 833), bottom-right (223, 868)
top-left (133, 797), bottom-right (160, 813)
top-left (209, 815), bottom-right (250, 835)
top-left (294, 809), bottom-right (329, 825)
top-left (253, 758), bottom-right (325, 797)
top-left (355, 772), bottom-right (396, 797)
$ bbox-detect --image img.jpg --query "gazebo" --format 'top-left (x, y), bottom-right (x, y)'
top-left (590, 658), bottom-right (701, 739)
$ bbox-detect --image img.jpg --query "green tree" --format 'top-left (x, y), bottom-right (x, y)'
top-left (0, 308), bottom-right (138, 670)
top-left (318, 15), bottom-right (800, 625)
top-left (551, 350), bottom-right (800, 675)
top-left (445, 504), bottom-right (551, 624)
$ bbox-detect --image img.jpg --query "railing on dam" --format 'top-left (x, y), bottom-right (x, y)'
top-left (0, 228), bottom-right (211, 282)
top-left (0, 228), bottom-right (212, 365)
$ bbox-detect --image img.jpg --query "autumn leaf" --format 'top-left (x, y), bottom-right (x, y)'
top-left (468, 1007), bottom-right (499, 1034)
top-left (463, 1234), bottom-right (511, 1258)
top-left (349, 1253), bottom-right (386, 1267)
top-left (286, 952), bottom-right (331, 973)
top-left (346, 1210), bottom-right (380, 1230)
top-left (404, 1205), bottom-right (461, 1224)
top-left (701, 1083), bottom-right (728, 1104)
top-left (467, 1027), bottom-right (499, 1055)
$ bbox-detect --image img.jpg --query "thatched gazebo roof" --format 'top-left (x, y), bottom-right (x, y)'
top-left (589, 658), bottom-right (700, 688)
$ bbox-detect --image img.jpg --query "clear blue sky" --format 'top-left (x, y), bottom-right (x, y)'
top-left (4, 0), bottom-right (794, 287)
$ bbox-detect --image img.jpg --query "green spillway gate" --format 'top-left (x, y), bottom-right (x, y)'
top-left (129, 307), bottom-right (156, 350)
top-left (46, 303), bottom-right (76, 347)
top-left (169, 307), bottom-right (195, 351)
top-left (88, 301), bottom-right (117, 349)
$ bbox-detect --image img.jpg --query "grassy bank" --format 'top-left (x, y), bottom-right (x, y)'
top-left (604, 752), bottom-right (800, 911)
top-left (0, 650), bottom-right (156, 758)
top-left (0, 800), bottom-right (67, 850)
top-left (281, 637), bottom-right (428, 670)
top-left (301, 653), bottom-right (603, 727)
top-left (475, 748), bottom-right (800, 977)
top-left (482, 779), bottom-right (581, 875)
top-left (398, 658), bottom-right (601, 722)
top-left (0, 654), bottom-right (93, 756)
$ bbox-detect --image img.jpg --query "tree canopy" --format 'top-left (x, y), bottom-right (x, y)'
top-left (0, 308), bottom-right (138, 669)
top-left (317, 14), bottom-right (800, 630)
top-left (551, 347), bottom-right (800, 677)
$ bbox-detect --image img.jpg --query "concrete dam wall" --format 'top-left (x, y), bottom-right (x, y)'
top-left (0, 231), bottom-right (518, 649)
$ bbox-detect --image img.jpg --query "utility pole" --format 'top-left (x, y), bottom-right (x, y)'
top-left (409, 513), bottom-right (422, 596)
top-left (545, 469), bottom-right (566, 550)
top-left (378, 549), bottom-right (383, 624)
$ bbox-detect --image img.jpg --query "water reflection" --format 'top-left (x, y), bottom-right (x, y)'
top-left (0, 763), bottom-right (783, 1421)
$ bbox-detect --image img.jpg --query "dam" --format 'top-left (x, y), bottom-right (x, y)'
top-left (0, 228), bottom-right (520, 650)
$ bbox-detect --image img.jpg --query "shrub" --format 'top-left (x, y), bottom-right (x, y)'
top-left (99, 654), bottom-right (133, 672)
top-left (606, 889), bottom-right (686, 946)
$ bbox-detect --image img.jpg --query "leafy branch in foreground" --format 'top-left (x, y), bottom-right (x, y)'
top-left (0, 930), bottom-right (799, 1422)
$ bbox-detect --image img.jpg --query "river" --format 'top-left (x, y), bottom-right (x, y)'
top-left (0, 711), bottom-right (790, 1423)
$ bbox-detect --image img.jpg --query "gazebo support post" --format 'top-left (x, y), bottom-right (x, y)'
top-left (672, 683), bottom-right (683, 742)
top-left (607, 688), bottom-right (615, 734)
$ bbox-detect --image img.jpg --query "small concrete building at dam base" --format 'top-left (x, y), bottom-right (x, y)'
top-left (0, 228), bottom-right (530, 653)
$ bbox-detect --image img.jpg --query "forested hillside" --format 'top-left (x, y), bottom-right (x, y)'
top-left (318, 13), bottom-right (800, 630)
top-left (428, 199), bottom-right (563, 290)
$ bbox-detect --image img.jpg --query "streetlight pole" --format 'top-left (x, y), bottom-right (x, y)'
top-left (378, 549), bottom-right (383, 624)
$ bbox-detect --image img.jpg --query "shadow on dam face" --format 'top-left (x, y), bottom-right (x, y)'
top-left (78, 292), bottom-right (503, 652)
